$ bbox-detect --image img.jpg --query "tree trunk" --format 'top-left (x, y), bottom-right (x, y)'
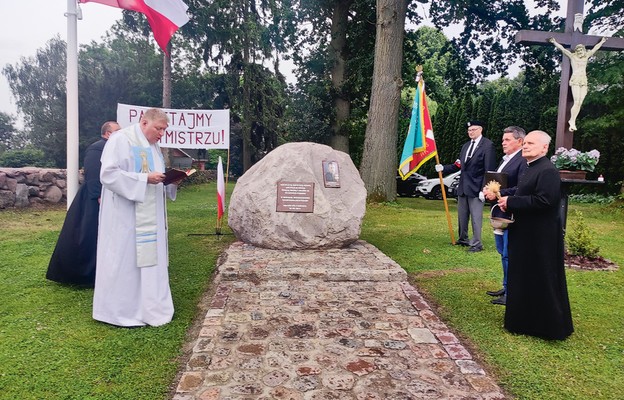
top-left (241, 1), bottom-right (253, 172)
top-left (328, 0), bottom-right (353, 153)
top-left (242, 64), bottom-right (253, 172)
top-left (359, 0), bottom-right (407, 202)
top-left (162, 45), bottom-right (172, 167)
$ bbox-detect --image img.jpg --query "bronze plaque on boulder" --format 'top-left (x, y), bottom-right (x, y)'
top-left (276, 181), bottom-right (315, 213)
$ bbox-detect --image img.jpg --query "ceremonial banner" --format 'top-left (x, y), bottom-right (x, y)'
top-left (398, 80), bottom-right (437, 179)
top-left (117, 104), bottom-right (230, 149)
top-left (79, 0), bottom-right (189, 55)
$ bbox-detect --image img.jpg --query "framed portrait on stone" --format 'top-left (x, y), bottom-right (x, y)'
top-left (322, 160), bottom-right (340, 188)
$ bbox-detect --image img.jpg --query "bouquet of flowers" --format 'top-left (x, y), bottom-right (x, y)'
top-left (550, 147), bottom-right (600, 172)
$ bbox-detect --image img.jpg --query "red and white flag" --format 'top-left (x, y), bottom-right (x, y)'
top-left (216, 156), bottom-right (225, 221)
top-left (79, 0), bottom-right (189, 55)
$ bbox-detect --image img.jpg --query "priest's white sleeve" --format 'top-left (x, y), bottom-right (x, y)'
top-left (100, 131), bottom-right (149, 203)
top-left (165, 183), bottom-right (177, 201)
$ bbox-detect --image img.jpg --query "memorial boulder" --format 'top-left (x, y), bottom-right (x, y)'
top-left (228, 142), bottom-right (366, 249)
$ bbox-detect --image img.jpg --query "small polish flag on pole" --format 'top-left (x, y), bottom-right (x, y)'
top-left (216, 156), bottom-right (225, 234)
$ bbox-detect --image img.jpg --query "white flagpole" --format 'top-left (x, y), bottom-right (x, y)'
top-left (65, 0), bottom-right (80, 208)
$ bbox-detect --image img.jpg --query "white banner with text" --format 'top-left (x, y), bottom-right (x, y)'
top-left (116, 103), bottom-right (230, 149)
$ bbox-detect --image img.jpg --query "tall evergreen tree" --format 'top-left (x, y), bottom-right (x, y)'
top-left (3, 37), bottom-right (67, 167)
top-left (402, 27), bottom-right (469, 105)
top-left (488, 90), bottom-right (506, 143)
top-left (0, 112), bottom-right (19, 153)
top-left (3, 31), bottom-right (165, 167)
top-left (180, 0), bottom-right (294, 171)
top-left (79, 33), bottom-right (163, 143)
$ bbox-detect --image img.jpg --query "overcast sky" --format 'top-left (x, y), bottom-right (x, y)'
top-left (0, 2), bottom-right (122, 119)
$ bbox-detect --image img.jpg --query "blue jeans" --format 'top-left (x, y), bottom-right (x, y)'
top-left (495, 230), bottom-right (508, 289)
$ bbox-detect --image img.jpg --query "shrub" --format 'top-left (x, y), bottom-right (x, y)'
top-left (179, 170), bottom-right (214, 186)
top-left (0, 148), bottom-right (51, 167)
top-left (568, 193), bottom-right (615, 204)
top-left (566, 210), bottom-right (600, 258)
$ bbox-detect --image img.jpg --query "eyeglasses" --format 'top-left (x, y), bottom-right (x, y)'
top-left (468, 127), bottom-right (481, 132)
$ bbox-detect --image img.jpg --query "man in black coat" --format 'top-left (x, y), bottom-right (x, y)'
top-left (483, 126), bottom-right (528, 305)
top-left (498, 130), bottom-right (574, 340)
top-left (46, 121), bottom-right (120, 287)
top-left (436, 121), bottom-right (496, 252)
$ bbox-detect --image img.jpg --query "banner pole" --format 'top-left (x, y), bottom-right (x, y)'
top-left (434, 153), bottom-right (456, 244)
top-left (225, 148), bottom-right (231, 188)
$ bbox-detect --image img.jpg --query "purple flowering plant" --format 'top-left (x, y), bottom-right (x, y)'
top-left (550, 147), bottom-right (600, 172)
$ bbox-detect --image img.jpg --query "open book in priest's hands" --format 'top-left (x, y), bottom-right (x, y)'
top-left (163, 168), bottom-right (196, 185)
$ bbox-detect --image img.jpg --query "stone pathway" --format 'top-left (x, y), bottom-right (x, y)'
top-left (172, 241), bottom-right (506, 399)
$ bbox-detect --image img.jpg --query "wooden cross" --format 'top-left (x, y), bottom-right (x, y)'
top-left (515, 0), bottom-right (624, 149)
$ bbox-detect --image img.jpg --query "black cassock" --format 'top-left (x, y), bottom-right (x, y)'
top-left (504, 156), bottom-right (573, 340)
top-left (46, 139), bottom-right (106, 287)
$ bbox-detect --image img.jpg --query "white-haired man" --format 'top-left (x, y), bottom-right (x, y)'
top-left (498, 130), bottom-right (573, 340)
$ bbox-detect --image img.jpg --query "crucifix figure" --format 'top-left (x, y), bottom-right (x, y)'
top-left (515, 0), bottom-right (624, 149)
top-left (549, 35), bottom-right (608, 132)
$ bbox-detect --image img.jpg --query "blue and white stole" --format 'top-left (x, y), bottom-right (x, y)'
top-left (125, 125), bottom-right (163, 268)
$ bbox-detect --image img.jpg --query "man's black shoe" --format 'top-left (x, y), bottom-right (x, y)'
top-left (491, 295), bottom-right (506, 305)
top-left (455, 241), bottom-right (470, 247)
top-left (486, 288), bottom-right (505, 297)
top-left (467, 246), bottom-right (483, 253)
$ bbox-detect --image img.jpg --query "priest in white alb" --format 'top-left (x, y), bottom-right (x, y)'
top-left (93, 108), bottom-right (178, 327)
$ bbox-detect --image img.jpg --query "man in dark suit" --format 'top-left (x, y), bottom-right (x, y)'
top-left (46, 121), bottom-right (120, 287)
top-left (483, 126), bottom-right (527, 305)
top-left (497, 130), bottom-right (573, 340)
top-left (436, 121), bottom-right (496, 252)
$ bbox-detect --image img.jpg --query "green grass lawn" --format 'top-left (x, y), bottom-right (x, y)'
top-left (0, 185), bottom-right (622, 399)
top-left (361, 197), bottom-right (624, 400)
top-left (0, 183), bottom-right (236, 400)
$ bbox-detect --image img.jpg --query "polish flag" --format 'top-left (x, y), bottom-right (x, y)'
top-left (79, 0), bottom-right (189, 55)
top-left (216, 156), bottom-right (225, 220)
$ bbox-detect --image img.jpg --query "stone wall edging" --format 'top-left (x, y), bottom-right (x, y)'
top-left (0, 167), bottom-right (219, 209)
top-left (0, 167), bottom-right (72, 209)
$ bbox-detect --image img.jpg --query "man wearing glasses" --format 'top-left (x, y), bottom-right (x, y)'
top-left (436, 121), bottom-right (496, 252)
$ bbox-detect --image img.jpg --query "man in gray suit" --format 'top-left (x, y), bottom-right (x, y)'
top-left (436, 121), bottom-right (496, 252)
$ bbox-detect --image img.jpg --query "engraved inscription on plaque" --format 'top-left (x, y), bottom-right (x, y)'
top-left (276, 181), bottom-right (315, 213)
